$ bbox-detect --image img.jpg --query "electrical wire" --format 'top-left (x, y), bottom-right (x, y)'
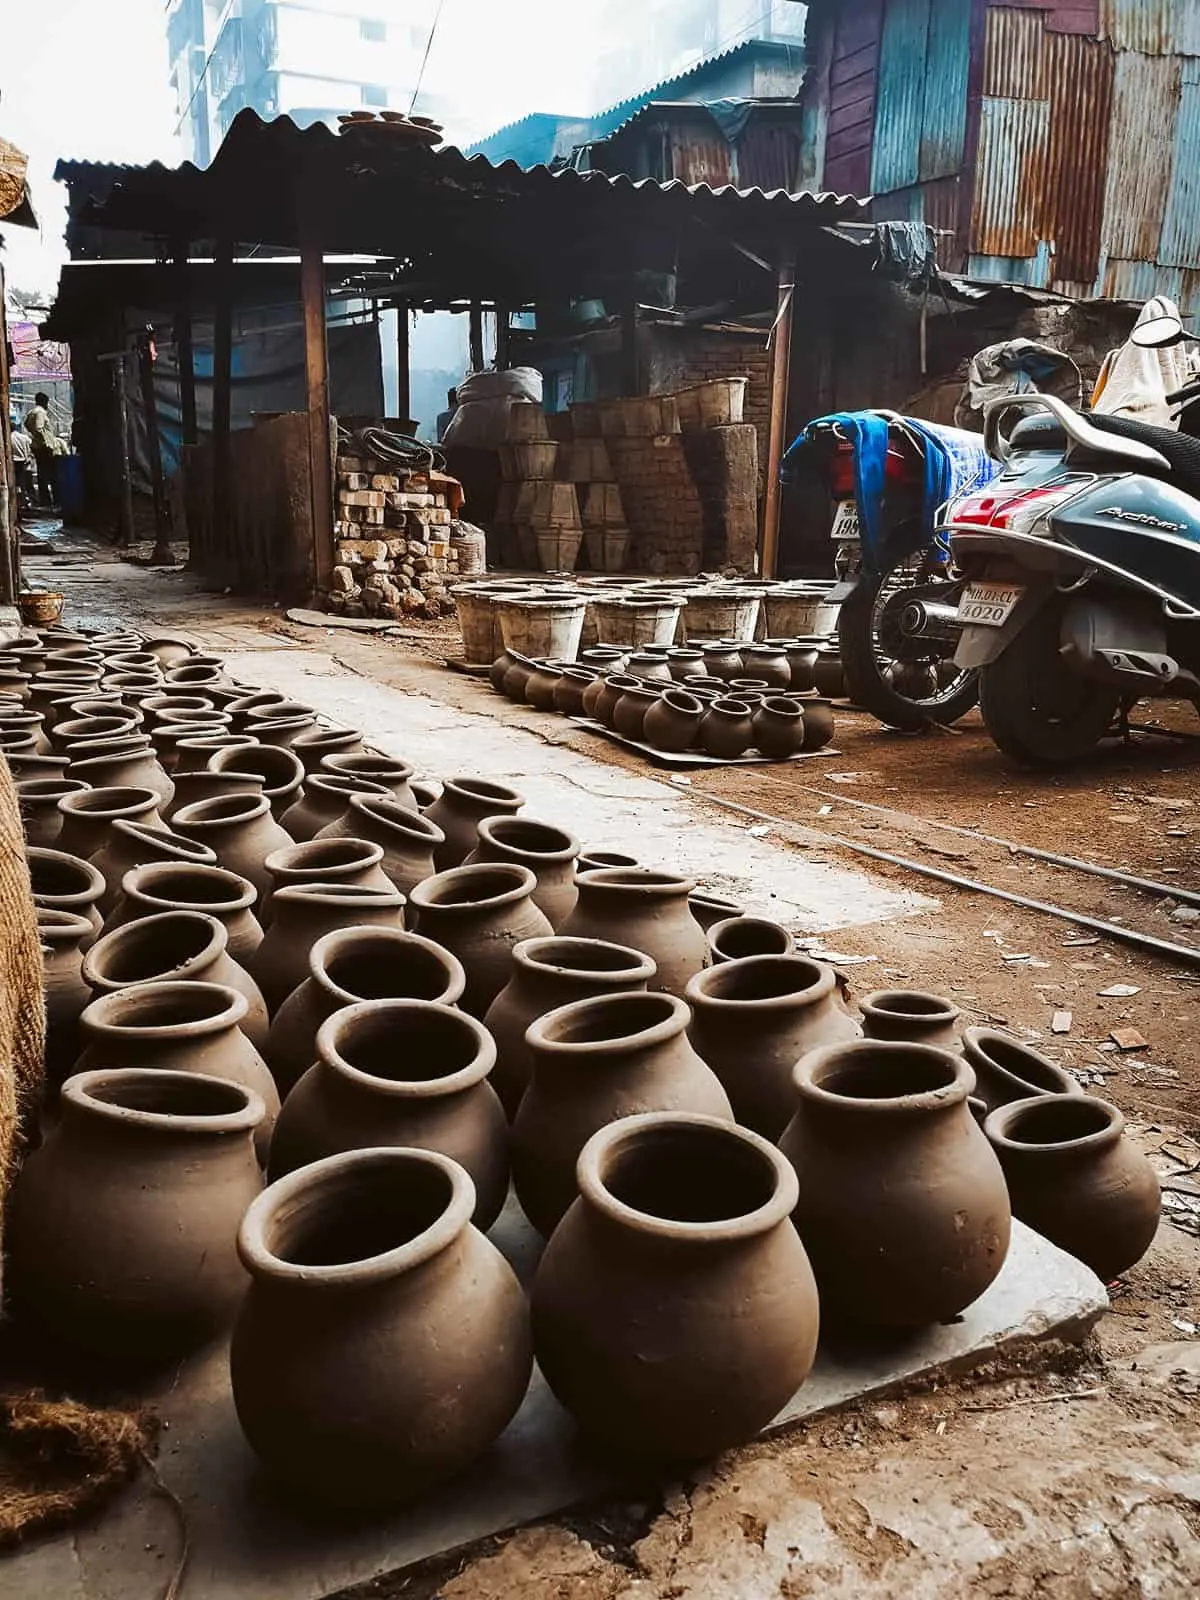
top-left (409, 0), bottom-right (450, 116)
top-left (173, 0), bottom-right (239, 136)
top-left (340, 423), bottom-right (444, 475)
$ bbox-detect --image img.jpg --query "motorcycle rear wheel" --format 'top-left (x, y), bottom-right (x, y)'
top-left (839, 566), bottom-right (979, 732)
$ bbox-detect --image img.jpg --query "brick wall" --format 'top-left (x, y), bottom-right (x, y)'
top-left (641, 325), bottom-right (772, 486)
top-left (607, 424), bottom-right (759, 575)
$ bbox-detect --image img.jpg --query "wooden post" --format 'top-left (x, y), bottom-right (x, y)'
top-left (212, 233), bottom-right (234, 575)
top-left (495, 303), bottom-right (511, 371)
top-left (619, 295), bottom-right (639, 394)
top-left (760, 251), bottom-right (796, 580)
top-left (174, 245), bottom-right (198, 447)
top-left (468, 301), bottom-right (484, 372)
top-left (299, 206), bottom-right (334, 602)
top-left (112, 354), bottom-right (136, 548)
top-left (395, 301), bottom-right (411, 421)
top-left (137, 327), bottom-right (172, 564)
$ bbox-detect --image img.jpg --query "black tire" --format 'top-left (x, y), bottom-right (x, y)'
top-left (839, 569), bottom-right (980, 732)
top-left (979, 599), bottom-right (1119, 767)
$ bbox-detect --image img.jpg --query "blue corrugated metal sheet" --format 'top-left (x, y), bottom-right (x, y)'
top-left (919, 0), bottom-right (971, 180)
top-left (1159, 58), bottom-right (1200, 268)
top-left (870, 0), bottom-right (930, 192)
top-left (1100, 0), bottom-right (1200, 55)
top-left (971, 94), bottom-right (1050, 258)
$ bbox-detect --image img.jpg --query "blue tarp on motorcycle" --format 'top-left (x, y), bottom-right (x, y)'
top-left (782, 413), bottom-right (1001, 570)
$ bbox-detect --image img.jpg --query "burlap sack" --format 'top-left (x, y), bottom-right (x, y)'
top-left (0, 753), bottom-right (45, 1190)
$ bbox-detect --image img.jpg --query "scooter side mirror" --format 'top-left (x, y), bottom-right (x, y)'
top-left (1131, 312), bottom-right (1189, 348)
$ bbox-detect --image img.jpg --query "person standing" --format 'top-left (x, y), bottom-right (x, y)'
top-left (9, 420), bottom-right (35, 513)
top-left (23, 392), bottom-right (59, 508)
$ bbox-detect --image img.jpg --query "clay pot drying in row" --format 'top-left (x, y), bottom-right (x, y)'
top-left (319, 749), bottom-right (418, 808)
top-left (40, 907), bottom-right (95, 1087)
top-left (561, 867), bottom-right (709, 999)
top-left (208, 741), bottom-right (305, 816)
top-left (961, 1026), bottom-right (1082, 1114)
top-left (280, 771), bottom-right (392, 842)
top-left (410, 863), bottom-right (552, 1018)
top-left (166, 767), bottom-right (264, 824)
top-left (289, 724), bottom-right (364, 774)
top-left (860, 988), bottom-right (961, 1049)
top-left (172, 792), bottom-right (295, 903)
top-left (465, 815), bottom-right (580, 928)
top-left (173, 733), bottom-right (258, 774)
top-left (425, 776), bottom-right (525, 869)
top-left (707, 914), bottom-right (793, 963)
top-left (316, 796), bottom-right (444, 894)
top-left (105, 861), bottom-right (264, 963)
top-left (55, 785), bottom-right (164, 859)
top-left (28, 847), bottom-right (105, 943)
top-left (250, 883), bottom-right (408, 1013)
top-left (261, 837), bottom-right (395, 923)
top-left (89, 818), bottom-right (216, 916)
top-left (15, 776), bottom-right (90, 847)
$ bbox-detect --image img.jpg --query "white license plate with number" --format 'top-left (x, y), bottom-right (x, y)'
top-left (957, 581), bottom-right (1024, 627)
top-left (830, 501), bottom-right (860, 541)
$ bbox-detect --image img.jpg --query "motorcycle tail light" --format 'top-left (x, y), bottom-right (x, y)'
top-left (948, 480), bottom-right (1083, 536)
top-left (830, 443), bottom-right (856, 497)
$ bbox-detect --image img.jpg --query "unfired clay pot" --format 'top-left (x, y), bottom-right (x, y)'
top-left (686, 955), bottom-right (862, 1138)
top-left (612, 683), bottom-right (659, 741)
top-left (165, 768), bottom-right (264, 823)
top-left (425, 777), bottom-right (526, 870)
top-left (591, 674), bottom-right (640, 729)
top-left (315, 795), bottom-right (444, 894)
top-left (484, 936), bottom-right (656, 1118)
top-left (798, 694), bottom-right (835, 751)
top-left (643, 690), bottom-right (704, 752)
top-left (173, 792), bottom-right (295, 903)
top-left (16, 777), bottom-right (90, 847)
top-left (699, 698), bottom-right (754, 759)
top-left (262, 837), bottom-right (394, 920)
top-left (265, 926), bottom-right (466, 1096)
top-left (984, 1094), bottom-right (1160, 1281)
top-left (531, 1112), bottom-right (819, 1458)
top-left (56, 786), bottom-right (163, 859)
top-left (105, 861), bottom-right (264, 963)
top-left (707, 914), bottom-right (793, 963)
top-left (279, 772), bottom-right (392, 842)
top-left (208, 742), bottom-right (305, 817)
top-left (743, 645), bottom-right (791, 690)
top-left (466, 816), bottom-right (580, 929)
top-left (752, 697), bottom-right (806, 759)
top-left (562, 868), bottom-right (709, 999)
top-left (512, 991), bottom-right (733, 1236)
top-left (962, 1026), bottom-right (1084, 1113)
top-left (687, 891), bottom-right (743, 931)
top-left (250, 883), bottom-right (408, 1014)
top-left (39, 907), bottom-right (94, 1088)
top-left (7, 1068), bottom-right (264, 1369)
top-left (68, 740), bottom-right (175, 810)
top-left (576, 849), bottom-right (639, 874)
top-left (860, 989), bottom-right (961, 1049)
top-left (173, 734), bottom-right (258, 775)
top-left (409, 863), bottom-right (552, 1018)
top-left (89, 818), bottom-right (216, 916)
top-left (269, 999), bottom-right (510, 1228)
top-left (230, 1147), bottom-right (532, 1506)
top-left (552, 668), bottom-right (596, 717)
top-left (75, 980), bottom-right (279, 1158)
top-left (319, 750), bottom-right (417, 809)
top-left (28, 847), bottom-right (106, 944)
top-left (780, 1040), bottom-right (1011, 1327)
top-left (290, 725), bottom-right (365, 774)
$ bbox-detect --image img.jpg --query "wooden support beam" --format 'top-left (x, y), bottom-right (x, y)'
top-left (619, 295), bottom-right (639, 394)
top-left (211, 233), bottom-right (234, 571)
top-left (395, 302), bottom-right (411, 421)
top-left (760, 251), bottom-right (795, 581)
top-left (174, 246), bottom-right (198, 447)
top-left (112, 354), bottom-right (136, 548)
top-left (495, 303), bottom-right (511, 371)
top-left (299, 207), bottom-right (334, 602)
top-left (468, 301), bottom-right (484, 372)
top-left (137, 327), bottom-right (172, 564)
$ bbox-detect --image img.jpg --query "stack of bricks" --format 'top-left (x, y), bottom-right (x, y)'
top-left (328, 448), bottom-right (460, 620)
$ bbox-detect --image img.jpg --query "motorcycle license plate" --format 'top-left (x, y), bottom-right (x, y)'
top-left (830, 501), bottom-right (860, 541)
top-left (957, 581), bottom-right (1024, 627)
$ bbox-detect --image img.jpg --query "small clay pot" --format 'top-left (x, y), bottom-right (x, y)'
top-left (89, 818), bottom-right (217, 916)
top-left (524, 661), bottom-right (564, 711)
top-left (56, 786), bottom-right (164, 860)
top-left (411, 778), bottom-right (441, 810)
top-left (16, 777), bottom-right (90, 847)
top-left (230, 1147), bottom-right (532, 1506)
top-left (798, 693), bottom-right (835, 751)
top-left (484, 936), bottom-right (656, 1118)
top-left (708, 914), bottom-right (794, 963)
top-left (701, 642), bottom-right (743, 680)
top-left (208, 742), bottom-right (305, 817)
top-left (69, 740), bottom-right (175, 809)
top-left (165, 765), bottom-right (265, 823)
top-left (279, 772), bottom-right (391, 843)
top-left (580, 674), bottom-right (608, 720)
top-left (173, 734), bottom-right (259, 775)
top-left (28, 847), bottom-right (106, 944)
top-left (780, 1041), bottom-right (1011, 1327)
top-left (531, 1112), bottom-right (818, 1458)
top-left (563, 867), bottom-right (709, 999)
top-left (579, 647), bottom-right (627, 673)
top-left (142, 636), bottom-right (195, 668)
top-left (250, 713), bottom-right (318, 748)
top-left (812, 647), bottom-right (845, 699)
top-left (315, 796), bottom-right (444, 895)
top-left (425, 777), bottom-right (526, 870)
top-left (499, 651), bottom-right (538, 703)
top-left (265, 927), bottom-right (466, 1096)
top-left (173, 792), bottom-right (295, 903)
top-left (743, 645), bottom-right (792, 689)
top-left (39, 907), bottom-right (94, 1088)
top-left (320, 751), bottom-right (417, 809)
top-left (8, 1067), bottom-right (263, 1369)
top-left (226, 691), bottom-right (288, 729)
top-left (643, 689), bottom-right (704, 752)
top-left (290, 725), bottom-right (365, 774)
top-left (262, 837), bottom-right (395, 921)
top-left (576, 849), bottom-right (639, 874)
top-left (752, 696), bottom-right (807, 759)
top-left (592, 673), bottom-right (641, 730)
top-left (687, 890), bottom-right (743, 931)
top-left (627, 652), bottom-right (672, 683)
top-left (53, 714), bottom-right (133, 750)
top-left (106, 862), bottom-right (264, 964)
top-left (513, 991), bottom-right (733, 1236)
top-left (962, 1026), bottom-right (1084, 1113)
top-left (700, 698), bottom-right (754, 759)
top-left (687, 954), bottom-right (862, 1138)
top-left (250, 883), bottom-right (408, 1014)
top-left (467, 815), bottom-right (580, 929)
top-left (984, 1095), bottom-right (1160, 1281)
top-left (490, 649), bottom-right (517, 693)
top-left (552, 667), bottom-right (597, 717)
top-left (409, 863), bottom-right (553, 1018)
top-left (0, 709), bottom-right (50, 753)
top-left (75, 981), bottom-right (279, 1159)
top-left (860, 989), bottom-right (961, 1049)
top-left (666, 648), bottom-right (705, 681)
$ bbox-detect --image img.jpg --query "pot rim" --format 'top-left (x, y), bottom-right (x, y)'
top-left (291, 726), bottom-right (362, 749)
top-left (757, 696), bottom-right (805, 716)
top-left (28, 846), bottom-right (106, 903)
top-left (688, 890), bottom-right (743, 915)
top-left (709, 697), bottom-right (753, 715)
top-left (63, 1066), bottom-right (265, 1135)
top-left (209, 743), bottom-right (304, 791)
top-left (438, 776), bottom-right (526, 813)
top-left (984, 1092), bottom-right (1124, 1155)
top-left (315, 997), bottom-right (496, 1099)
top-left (83, 912), bottom-right (232, 993)
top-left (271, 882), bottom-right (407, 916)
top-left (299, 772), bottom-right (393, 802)
top-left (174, 791), bottom-right (274, 828)
top-left (107, 817), bottom-right (217, 866)
top-left (512, 935), bottom-right (656, 987)
top-left (961, 1025), bottom-right (1080, 1097)
top-left (175, 734), bottom-right (259, 754)
top-left (654, 689), bottom-right (704, 715)
top-left (142, 694), bottom-right (214, 712)
top-left (237, 1146), bottom-right (475, 1287)
top-left (527, 989), bottom-right (688, 1057)
top-left (346, 794), bottom-right (445, 843)
top-left (266, 837), bottom-right (385, 879)
top-left (575, 866), bottom-right (696, 899)
top-left (707, 915), bottom-right (794, 960)
top-left (37, 906), bottom-right (94, 945)
top-left (794, 1039), bottom-right (972, 1113)
top-left (57, 785), bottom-right (160, 821)
top-left (310, 925), bottom-right (467, 1006)
top-left (576, 850), bottom-right (639, 873)
top-left (79, 977), bottom-right (249, 1039)
top-left (686, 953), bottom-right (834, 1012)
top-left (475, 815), bottom-right (579, 865)
top-left (320, 751), bottom-right (415, 780)
top-left (17, 776), bottom-right (90, 800)
top-left (860, 989), bottom-right (961, 1025)
top-left (576, 1111), bottom-right (798, 1242)
top-left (410, 862), bottom-right (537, 915)
top-left (122, 860), bottom-right (258, 915)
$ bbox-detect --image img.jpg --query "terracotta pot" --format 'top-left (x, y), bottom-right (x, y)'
top-left (69, 741), bottom-right (175, 809)
top-left (812, 647), bottom-right (845, 699)
top-left (172, 792), bottom-right (295, 903)
top-left (278, 772), bottom-right (390, 842)
top-left (226, 691), bottom-right (288, 729)
top-left (151, 720), bottom-right (233, 774)
top-left (466, 815), bottom-right (580, 929)
top-left (576, 849), bottom-right (638, 874)
top-left (591, 673), bottom-right (640, 730)
top-left (701, 642), bottom-right (743, 680)
top-left (0, 709), bottom-right (51, 753)
top-left (579, 674), bottom-right (608, 720)
top-left (315, 796), bottom-right (444, 895)
top-left (699, 698), bottom-right (754, 759)
top-left (82, 911), bottom-right (271, 1052)
top-left (39, 907), bottom-right (94, 1089)
top-left (28, 847), bottom-right (106, 944)
top-left (707, 914), bottom-right (794, 963)
top-left (7, 1068), bottom-right (263, 1368)
top-left (490, 648), bottom-right (517, 693)
top-left (484, 936), bottom-right (656, 1119)
top-left (743, 645), bottom-right (792, 689)
top-left (666, 648), bottom-right (705, 681)
top-left (173, 734), bottom-right (259, 774)
top-left (53, 714), bottom-right (132, 750)
top-left (266, 927), bottom-right (466, 1096)
top-left (89, 817), bottom-right (217, 915)
top-left (984, 1094), bottom-right (1160, 1281)
top-left (424, 778), bottom-right (527, 871)
top-left (262, 837), bottom-right (394, 922)
top-left (142, 692), bottom-right (215, 721)
top-left (56, 786), bottom-right (163, 859)
top-left (752, 696), bottom-right (806, 759)
top-left (524, 661), bottom-right (563, 711)
top-left (142, 636), bottom-right (195, 668)
top-left (501, 651), bottom-right (537, 702)
top-left (962, 1026), bottom-right (1085, 1113)
top-left (796, 693), bottom-right (835, 752)
top-left (230, 1147), bottom-right (532, 1506)
top-left (409, 863), bottom-right (553, 1018)
top-left (780, 1041), bottom-right (1011, 1327)
top-left (208, 740), bottom-right (305, 816)
top-left (165, 663), bottom-right (228, 689)
top-left (165, 765), bottom-right (264, 824)
top-left (251, 714), bottom-right (318, 748)
top-left (319, 751), bottom-right (417, 809)
top-left (250, 883), bottom-right (407, 1014)
top-left (642, 689), bottom-right (704, 752)
top-left (562, 867), bottom-right (708, 999)
top-left (611, 682), bottom-right (660, 741)
top-left (16, 777), bottom-right (90, 847)
top-left (290, 725), bottom-right (365, 773)
top-left (552, 667), bottom-right (597, 717)
top-left (531, 1112), bottom-right (818, 1457)
top-left (860, 989), bottom-right (961, 1049)
top-left (687, 890), bottom-right (743, 931)
top-left (75, 980), bottom-right (279, 1158)
top-left (106, 861), bottom-right (264, 964)
top-left (6, 751), bottom-right (70, 781)
top-left (513, 991), bottom-right (733, 1236)
top-left (579, 647), bottom-right (627, 673)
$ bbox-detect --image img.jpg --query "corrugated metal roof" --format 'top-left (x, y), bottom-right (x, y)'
top-left (1159, 57), bottom-right (1200, 267)
top-left (970, 94), bottom-right (1051, 258)
top-left (1099, 0), bottom-right (1200, 55)
top-left (919, 0), bottom-right (971, 181)
top-left (1100, 50), bottom-right (1181, 260)
top-left (982, 7), bottom-right (1053, 100)
top-left (1041, 28), bottom-right (1114, 283)
top-left (870, 0), bottom-right (930, 193)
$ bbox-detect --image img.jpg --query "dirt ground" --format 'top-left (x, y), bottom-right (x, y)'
top-left (23, 530), bottom-right (1200, 1598)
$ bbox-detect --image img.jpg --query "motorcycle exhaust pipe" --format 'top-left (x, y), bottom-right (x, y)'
top-left (899, 599), bottom-right (962, 642)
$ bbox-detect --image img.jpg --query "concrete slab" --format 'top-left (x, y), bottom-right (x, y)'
top-left (0, 1215), bottom-right (1106, 1600)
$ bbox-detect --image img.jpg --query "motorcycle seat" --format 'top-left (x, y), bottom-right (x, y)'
top-left (1009, 412), bottom-right (1200, 498)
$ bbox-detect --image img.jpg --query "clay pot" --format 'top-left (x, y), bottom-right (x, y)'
top-left (16, 777), bottom-right (90, 847)
top-left (0, 709), bottom-right (50, 753)
top-left (226, 691), bottom-right (288, 729)
top-left (230, 1147), bottom-right (532, 1506)
top-left (173, 734), bottom-right (259, 774)
top-left (315, 796), bottom-right (444, 894)
top-left (54, 714), bottom-right (132, 750)
top-left (780, 1041), bottom-right (1011, 1327)
top-left (290, 725), bottom-right (365, 773)
top-left (642, 689), bottom-right (704, 752)
top-left (531, 1112), bottom-right (818, 1457)
top-left (666, 648), bottom-right (705, 681)
top-left (797, 693), bottom-right (835, 752)
top-left (56, 786), bottom-right (164, 859)
top-left (699, 698), bottom-right (754, 759)
top-left (69, 740), bottom-right (175, 809)
top-left (708, 914), bottom-right (794, 963)
top-left (563, 868), bottom-right (708, 999)
top-left (984, 1095), bottom-right (1160, 1281)
top-left (89, 818), bottom-right (217, 915)
top-left (552, 667), bottom-right (596, 717)
top-left (962, 1027), bottom-right (1085, 1113)
top-left (577, 849), bottom-right (638, 874)
top-left (319, 750), bottom-right (417, 809)
top-left (591, 672), bottom-right (641, 728)
top-left (208, 741), bottom-right (305, 816)
top-left (106, 862), bottom-right (264, 964)
top-left (579, 647), bottom-right (627, 673)
top-left (151, 720), bottom-right (233, 774)
top-left (687, 890), bottom-right (743, 931)
top-left (701, 642), bottom-right (743, 680)
top-left (166, 663), bottom-right (229, 690)
top-left (28, 847), bottom-right (106, 944)
top-left (249, 882), bottom-right (406, 1013)
top-left (7, 1068), bottom-right (264, 1369)
top-left (501, 651), bottom-right (537, 702)
top-left (466, 816), bottom-right (580, 929)
top-left (279, 772), bottom-right (392, 843)
top-left (424, 777), bottom-right (526, 870)
top-left (743, 645), bottom-right (792, 689)
top-left (812, 646), bottom-right (845, 699)
top-left (686, 955), bottom-right (862, 1138)
top-left (484, 936), bottom-right (656, 1119)
top-left (409, 863), bottom-right (553, 1018)
top-left (172, 792), bottom-right (295, 903)
top-left (524, 661), bottom-right (563, 711)
top-left (39, 907), bottom-right (94, 1088)
top-left (143, 692), bottom-right (215, 721)
top-left (611, 682), bottom-right (658, 741)
top-left (490, 649), bottom-right (517, 693)
top-left (251, 714), bottom-right (318, 748)
top-left (165, 768), bottom-right (264, 825)
top-left (513, 991), bottom-right (733, 1236)
top-left (265, 927), bottom-right (466, 1096)
top-left (142, 636), bottom-right (195, 668)
top-left (82, 911), bottom-right (271, 1052)
top-left (860, 989), bottom-right (961, 1049)
top-left (262, 837), bottom-right (394, 921)
top-left (752, 696), bottom-right (806, 759)
top-left (579, 674), bottom-right (608, 720)
top-left (75, 981), bottom-right (279, 1159)
top-left (5, 750), bottom-right (70, 781)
